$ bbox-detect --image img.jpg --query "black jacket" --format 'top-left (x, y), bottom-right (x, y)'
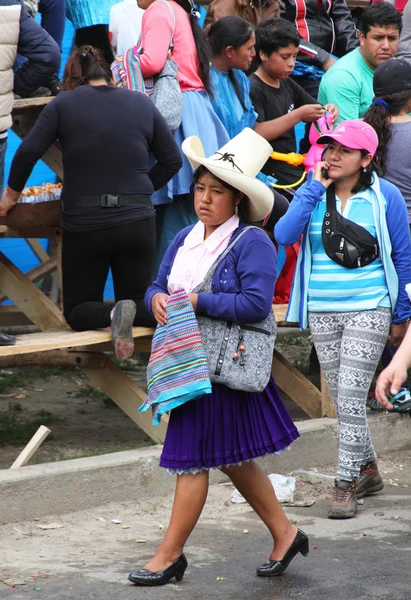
top-left (0, 0), bottom-right (60, 96)
top-left (280, 0), bottom-right (359, 68)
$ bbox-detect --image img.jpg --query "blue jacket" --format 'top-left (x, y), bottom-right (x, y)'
top-left (274, 175), bottom-right (411, 328)
top-left (145, 222), bottom-right (277, 324)
top-left (6, 0), bottom-right (61, 97)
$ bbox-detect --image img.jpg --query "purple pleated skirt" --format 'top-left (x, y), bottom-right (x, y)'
top-left (160, 376), bottom-right (299, 474)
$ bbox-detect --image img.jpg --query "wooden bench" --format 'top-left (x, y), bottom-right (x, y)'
top-left (0, 97), bottom-right (334, 448)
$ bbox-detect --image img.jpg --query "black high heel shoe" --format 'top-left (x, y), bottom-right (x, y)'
top-left (256, 529), bottom-right (309, 577)
top-left (128, 554), bottom-right (188, 586)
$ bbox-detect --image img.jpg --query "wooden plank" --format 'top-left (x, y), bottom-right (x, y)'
top-left (0, 252), bottom-right (67, 331)
top-left (13, 97), bottom-right (53, 112)
top-left (0, 306), bottom-right (32, 327)
top-left (41, 144), bottom-right (63, 181)
top-left (0, 202), bottom-right (61, 229)
top-left (0, 326), bottom-right (155, 356)
top-left (320, 371), bottom-right (336, 418)
top-left (81, 357), bottom-right (168, 444)
top-left (0, 226), bottom-right (58, 239)
top-left (271, 349), bottom-right (322, 419)
top-left (0, 350), bottom-right (107, 369)
top-left (0, 257), bottom-right (56, 305)
top-left (26, 239), bottom-right (49, 263)
top-left (10, 425), bottom-right (51, 468)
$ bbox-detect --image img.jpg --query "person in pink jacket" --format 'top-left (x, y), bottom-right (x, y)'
top-left (136, 0), bottom-right (229, 271)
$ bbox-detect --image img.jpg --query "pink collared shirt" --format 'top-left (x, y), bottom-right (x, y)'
top-left (167, 215), bottom-right (240, 294)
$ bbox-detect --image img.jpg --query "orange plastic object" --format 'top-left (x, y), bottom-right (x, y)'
top-left (270, 151), bottom-right (306, 167)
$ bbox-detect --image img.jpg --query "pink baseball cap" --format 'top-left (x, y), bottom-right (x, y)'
top-left (316, 120), bottom-right (379, 156)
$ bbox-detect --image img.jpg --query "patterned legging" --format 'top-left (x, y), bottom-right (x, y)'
top-left (308, 308), bottom-right (391, 481)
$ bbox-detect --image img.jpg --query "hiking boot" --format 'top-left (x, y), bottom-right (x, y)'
top-left (328, 479), bottom-right (357, 519)
top-left (356, 460), bottom-right (384, 500)
top-left (390, 388), bottom-right (411, 413)
top-left (111, 300), bottom-right (136, 362)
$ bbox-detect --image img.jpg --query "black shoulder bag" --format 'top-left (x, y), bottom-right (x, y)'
top-left (321, 185), bottom-right (380, 269)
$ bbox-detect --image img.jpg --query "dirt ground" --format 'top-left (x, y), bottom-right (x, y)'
top-left (1, 452), bottom-right (410, 594)
top-left (0, 335), bottom-right (313, 469)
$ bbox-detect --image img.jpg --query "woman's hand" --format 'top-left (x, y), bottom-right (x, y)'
top-left (313, 160), bottom-right (334, 188)
top-left (151, 293), bottom-right (169, 326)
top-left (323, 103), bottom-right (339, 124)
top-left (389, 321), bottom-right (409, 347)
top-left (0, 188), bottom-right (20, 217)
top-left (375, 362), bottom-right (408, 410)
top-left (188, 293), bottom-right (198, 312)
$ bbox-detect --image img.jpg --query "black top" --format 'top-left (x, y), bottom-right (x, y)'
top-left (8, 85), bottom-right (182, 231)
top-left (249, 75), bottom-right (316, 186)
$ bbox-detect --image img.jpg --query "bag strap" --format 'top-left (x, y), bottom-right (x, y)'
top-left (159, 0), bottom-right (176, 51)
top-left (200, 226), bottom-right (265, 283)
top-left (325, 184), bottom-right (338, 233)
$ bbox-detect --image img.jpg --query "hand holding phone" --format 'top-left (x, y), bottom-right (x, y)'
top-left (313, 161), bottom-right (333, 187)
top-left (321, 167), bottom-right (330, 180)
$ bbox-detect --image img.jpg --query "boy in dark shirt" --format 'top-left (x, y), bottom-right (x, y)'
top-left (250, 19), bottom-right (338, 191)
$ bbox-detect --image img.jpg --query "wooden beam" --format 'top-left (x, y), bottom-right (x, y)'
top-left (41, 144), bottom-right (63, 181)
top-left (0, 350), bottom-right (106, 369)
top-left (26, 238), bottom-right (49, 263)
top-left (272, 349), bottom-right (322, 419)
top-left (0, 326), bottom-right (155, 356)
top-left (0, 257), bottom-right (56, 304)
top-left (81, 356), bottom-right (168, 444)
top-left (0, 252), bottom-right (67, 331)
top-left (320, 371), bottom-right (336, 418)
top-left (10, 425), bottom-right (51, 468)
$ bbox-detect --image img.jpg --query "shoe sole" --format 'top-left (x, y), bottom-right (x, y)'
top-left (356, 482), bottom-right (384, 500)
top-left (111, 300), bottom-right (136, 362)
top-left (328, 510), bottom-right (357, 519)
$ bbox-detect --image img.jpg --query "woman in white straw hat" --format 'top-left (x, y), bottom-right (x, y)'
top-left (128, 128), bottom-right (308, 587)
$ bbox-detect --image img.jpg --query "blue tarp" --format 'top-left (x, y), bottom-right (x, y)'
top-left (3, 17), bottom-right (115, 301)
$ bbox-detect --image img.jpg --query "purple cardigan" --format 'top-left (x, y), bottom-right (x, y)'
top-left (145, 223), bottom-right (277, 323)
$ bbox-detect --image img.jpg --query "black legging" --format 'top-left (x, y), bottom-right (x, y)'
top-left (62, 218), bottom-right (156, 331)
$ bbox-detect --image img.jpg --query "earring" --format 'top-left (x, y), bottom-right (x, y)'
top-left (234, 205), bottom-right (239, 215)
top-left (363, 167), bottom-right (367, 172)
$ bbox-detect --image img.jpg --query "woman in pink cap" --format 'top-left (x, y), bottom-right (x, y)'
top-left (275, 119), bottom-right (411, 519)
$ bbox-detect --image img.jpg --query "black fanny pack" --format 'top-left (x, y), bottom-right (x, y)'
top-left (321, 185), bottom-right (380, 269)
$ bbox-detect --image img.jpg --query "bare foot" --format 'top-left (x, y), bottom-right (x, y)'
top-left (269, 524), bottom-right (298, 561)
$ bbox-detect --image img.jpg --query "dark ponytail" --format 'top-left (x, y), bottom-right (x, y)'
top-left (208, 16), bottom-right (254, 111)
top-left (62, 46), bottom-right (112, 91)
top-left (363, 91), bottom-right (411, 175)
top-left (172, 0), bottom-right (212, 94)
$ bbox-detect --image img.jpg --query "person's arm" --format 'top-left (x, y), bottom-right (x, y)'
top-left (383, 182), bottom-right (411, 326)
top-left (8, 99), bottom-right (59, 193)
top-left (375, 325), bottom-right (411, 409)
top-left (274, 171), bottom-right (327, 245)
top-left (196, 232), bottom-right (277, 323)
top-left (147, 104), bottom-right (183, 191)
top-left (136, 1), bottom-right (173, 78)
top-left (331, 0), bottom-right (360, 56)
top-left (250, 77), bottom-right (324, 141)
top-left (14, 0), bottom-right (60, 98)
top-left (297, 39), bottom-right (335, 70)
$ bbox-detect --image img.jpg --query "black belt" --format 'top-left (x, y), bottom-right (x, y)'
top-left (61, 194), bottom-right (153, 211)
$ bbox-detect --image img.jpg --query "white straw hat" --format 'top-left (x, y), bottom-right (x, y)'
top-left (182, 128), bottom-right (274, 221)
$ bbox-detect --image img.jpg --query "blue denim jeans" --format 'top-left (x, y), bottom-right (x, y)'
top-left (0, 136), bottom-right (7, 197)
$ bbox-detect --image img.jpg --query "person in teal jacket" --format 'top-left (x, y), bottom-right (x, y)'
top-left (275, 120), bottom-right (411, 520)
top-left (318, 3), bottom-right (402, 122)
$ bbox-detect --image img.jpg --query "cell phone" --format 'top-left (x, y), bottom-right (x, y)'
top-left (321, 167), bottom-right (330, 180)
